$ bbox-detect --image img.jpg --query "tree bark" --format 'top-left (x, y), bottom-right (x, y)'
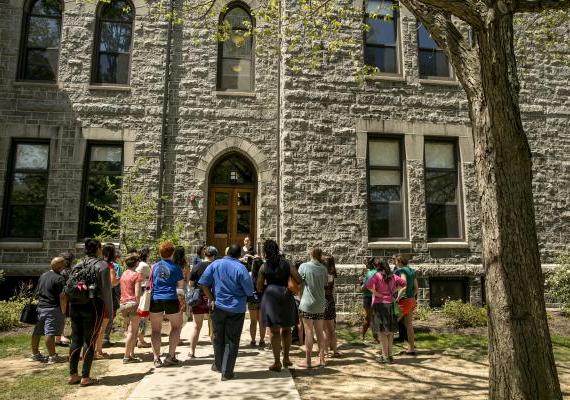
top-left (470, 7), bottom-right (563, 399)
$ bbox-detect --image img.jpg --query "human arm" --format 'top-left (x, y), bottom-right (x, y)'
top-left (414, 278), bottom-right (419, 299)
top-left (110, 266), bottom-right (120, 287)
top-left (59, 293), bottom-right (68, 315)
top-left (395, 276), bottom-right (407, 301)
top-left (289, 263), bottom-right (301, 285)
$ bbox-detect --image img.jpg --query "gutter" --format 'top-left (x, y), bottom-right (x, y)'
top-left (156, 0), bottom-right (174, 238)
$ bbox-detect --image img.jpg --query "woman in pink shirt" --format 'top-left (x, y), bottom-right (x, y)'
top-left (366, 258), bottom-right (406, 364)
top-left (119, 252), bottom-right (143, 363)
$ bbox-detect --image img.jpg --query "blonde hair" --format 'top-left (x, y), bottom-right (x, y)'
top-left (50, 256), bottom-right (66, 271)
top-left (394, 254), bottom-right (410, 266)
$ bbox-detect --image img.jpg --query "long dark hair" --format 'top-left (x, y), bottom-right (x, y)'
top-left (173, 246), bottom-right (187, 268)
top-left (311, 247), bottom-right (324, 264)
top-left (263, 240), bottom-right (281, 266)
top-left (102, 243), bottom-right (116, 263)
top-left (139, 246), bottom-right (149, 262)
top-left (324, 255), bottom-right (337, 278)
top-left (378, 258), bottom-right (392, 279)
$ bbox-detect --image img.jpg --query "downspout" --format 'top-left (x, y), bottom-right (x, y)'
top-left (276, 0), bottom-right (283, 246)
top-left (156, 0), bottom-right (174, 238)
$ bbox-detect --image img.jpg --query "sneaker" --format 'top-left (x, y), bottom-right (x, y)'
top-left (249, 340), bottom-right (256, 347)
top-left (123, 357), bottom-right (143, 364)
top-left (30, 353), bottom-right (47, 362)
top-left (211, 363), bottom-right (220, 372)
top-left (163, 355), bottom-right (180, 366)
top-left (258, 341), bottom-right (265, 349)
top-left (375, 355), bottom-right (387, 364)
top-left (153, 358), bottom-right (163, 368)
top-left (47, 354), bottom-right (67, 364)
top-left (388, 356), bottom-right (395, 364)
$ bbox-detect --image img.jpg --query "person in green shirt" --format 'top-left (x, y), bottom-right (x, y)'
top-left (298, 248), bottom-right (328, 368)
top-left (361, 257), bottom-right (380, 342)
top-left (394, 254), bottom-right (419, 355)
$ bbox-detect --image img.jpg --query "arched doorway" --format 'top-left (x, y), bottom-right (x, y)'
top-left (207, 153), bottom-right (257, 252)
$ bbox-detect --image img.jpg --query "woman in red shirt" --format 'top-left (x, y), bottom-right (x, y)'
top-left (366, 258), bottom-right (407, 364)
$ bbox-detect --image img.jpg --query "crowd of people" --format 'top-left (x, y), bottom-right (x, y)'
top-left (28, 236), bottom-right (418, 384)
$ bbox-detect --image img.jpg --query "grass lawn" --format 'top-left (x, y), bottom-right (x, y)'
top-left (0, 334), bottom-right (29, 359)
top-left (338, 329), bottom-right (570, 363)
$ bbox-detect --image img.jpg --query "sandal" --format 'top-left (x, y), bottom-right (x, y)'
top-left (68, 376), bottom-right (81, 385)
top-left (268, 363), bottom-right (282, 372)
top-left (95, 352), bottom-right (110, 359)
top-left (79, 378), bottom-right (100, 387)
top-left (297, 361), bottom-right (313, 369)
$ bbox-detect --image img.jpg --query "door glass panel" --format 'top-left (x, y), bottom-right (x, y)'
top-left (214, 210), bottom-right (229, 234)
top-left (215, 192), bottom-right (229, 206)
top-left (237, 192), bottom-right (251, 207)
top-left (237, 210), bottom-right (251, 234)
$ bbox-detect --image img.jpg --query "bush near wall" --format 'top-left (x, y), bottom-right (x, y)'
top-left (442, 300), bottom-right (487, 329)
top-left (546, 254), bottom-right (570, 312)
top-left (0, 299), bottom-right (26, 331)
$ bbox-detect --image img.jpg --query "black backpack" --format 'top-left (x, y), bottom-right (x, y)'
top-left (64, 257), bottom-right (101, 304)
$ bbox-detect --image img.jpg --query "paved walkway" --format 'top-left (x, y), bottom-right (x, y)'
top-left (127, 319), bottom-right (301, 400)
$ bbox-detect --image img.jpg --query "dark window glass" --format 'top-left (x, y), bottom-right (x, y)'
top-left (214, 210), bottom-right (229, 234)
top-left (2, 142), bottom-right (50, 239)
top-left (417, 23), bottom-right (451, 78)
top-left (217, 5), bottom-right (254, 91)
top-left (80, 144), bottom-right (123, 239)
top-left (93, 0), bottom-right (134, 84)
top-left (237, 210), bottom-right (251, 234)
top-left (19, 0), bottom-right (62, 81)
top-left (429, 278), bottom-right (469, 308)
top-left (364, 0), bottom-right (399, 74)
top-left (367, 138), bottom-right (405, 238)
top-left (424, 140), bottom-right (462, 239)
top-left (210, 155), bottom-right (255, 185)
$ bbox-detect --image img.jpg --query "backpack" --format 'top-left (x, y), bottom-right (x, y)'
top-left (64, 257), bottom-right (101, 304)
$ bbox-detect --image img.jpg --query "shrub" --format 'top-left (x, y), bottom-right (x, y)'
top-left (414, 303), bottom-right (432, 321)
top-left (0, 299), bottom-right (26, 331)
top-left (442, 300), bottom-right (487, 329)
top-left (344, 300), bottom-right (366, 327)
top-left (546, 254), bottom-right (570, 311)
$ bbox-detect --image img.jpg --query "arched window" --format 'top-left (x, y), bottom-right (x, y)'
top-left (217, 4), bottom-right (254, 92)
top-left (93, 0), bottom-right (134, 85)
top-left (19, 0), bottom-right (63, 81)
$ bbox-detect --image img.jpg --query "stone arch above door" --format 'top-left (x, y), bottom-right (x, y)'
top-left (194, 137), bottom-right (271, 185)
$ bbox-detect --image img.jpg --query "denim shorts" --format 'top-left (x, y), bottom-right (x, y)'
top-left (33, 307), bottom-right (65, 336)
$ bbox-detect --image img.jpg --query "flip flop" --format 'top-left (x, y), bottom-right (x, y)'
top-left (79, 378), bottom-right (100, 387)
top-left (297, 361), bottom-right (313, 369)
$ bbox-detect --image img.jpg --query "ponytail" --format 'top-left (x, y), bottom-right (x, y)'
top-left (311, 247), bottom-right (324, 264)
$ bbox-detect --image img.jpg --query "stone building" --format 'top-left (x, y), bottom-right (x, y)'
top-left (0, 0), bottom-right (568, 307)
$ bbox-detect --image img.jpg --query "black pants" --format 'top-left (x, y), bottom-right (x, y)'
top-left (69, 300), bottom-right (104, 378)
top-left (211, 307), bottom-right (245, 378)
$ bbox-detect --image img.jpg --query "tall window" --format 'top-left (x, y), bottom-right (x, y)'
top-left (368, 138), bottom-right (405, 239)
top-left (19, 0), bottom-right (63, 81)
top-left (417, 23), bottom-right (452, 79)
top-left (364, 0), bottom-right (399, 74)
top-left (79, 143), bottom-right (123, 239)
top-left (93, 0), bottom-right (134, 85)
top-left (2, 141), bottom-right (50, 239)
top-left (217, 4), bottom-right (254, 92)
top-left (424, 140), bottom-right (462, 239)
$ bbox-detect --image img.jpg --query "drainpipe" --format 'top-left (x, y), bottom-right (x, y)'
top-left (276, 0), bottom-right (283, 246)
top-left (156, 0), bottom-right (174, 238)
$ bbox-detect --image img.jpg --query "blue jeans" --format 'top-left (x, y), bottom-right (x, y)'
top-left (211, 307), bottom-right (245, 378)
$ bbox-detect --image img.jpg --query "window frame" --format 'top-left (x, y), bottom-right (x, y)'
top-left (416, 22), bottom-right (455, 80)
top-left (17, 0), bottom-right (63, 82)
top-left (423, 137), bottom-right (464, 241)
top-left (366, 134), bottom-right (408, 241)
top-left (78, 141), bottom-right (124, 240)
top-left (363, 0), bottom-right (402, 76)
top-left (216, 2), bottom-right (255, 92)
top-left (1, 138), bottom-right (51, 241)
top-left (91, 0), bottom-right (135, 86)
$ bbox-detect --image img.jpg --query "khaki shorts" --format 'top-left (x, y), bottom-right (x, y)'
top-left (120, 303), bottom-right (138, 318)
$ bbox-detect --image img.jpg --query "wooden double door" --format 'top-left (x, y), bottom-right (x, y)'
top-left (207, 187), bottom-right (256, 253)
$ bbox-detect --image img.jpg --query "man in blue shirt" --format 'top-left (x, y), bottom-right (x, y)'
top-left (199, 244), bottom-right (254, 380)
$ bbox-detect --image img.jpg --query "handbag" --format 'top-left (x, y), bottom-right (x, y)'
top-left (20, 303), bottom-right (38, 325)
top-left (186, 286), bottom-right (202, 307)
top-left (137, 265), bottom-right (153, 317)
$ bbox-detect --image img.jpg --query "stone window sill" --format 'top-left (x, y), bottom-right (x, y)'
top-left (75, 242), bottom-right (120, 250)
top-left (427, 241), bottom-right (469, 249)
top-left (368, 241), bottom-right (412, 249)
top-left (212, 91), bottom-right (256, 98)
top-left (365, 74), bottom-right (406, 83)
top-left (419, 78), bottom-right (461, 87)
top-left (88, 84), bottom-right (131, 92)
top-left (0, 241), bottom-right (44, 249)
top-left (13, 81), bottom-right (59, 89)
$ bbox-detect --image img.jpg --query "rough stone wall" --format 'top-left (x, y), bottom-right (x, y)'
top-left (0, 0), bottom-right (167, 274)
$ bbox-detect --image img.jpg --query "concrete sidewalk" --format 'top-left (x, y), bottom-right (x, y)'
top-left (127, 318), bottom-right (301, 400)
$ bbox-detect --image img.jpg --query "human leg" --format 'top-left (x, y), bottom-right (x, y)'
top-left (221, 311), bottom-right (245, 378)
top-left (149, 312), bottom-right (163, 360)
top-left (269, 327), bottom-right (282, 371)
top-left (362, 305), bottom-right (371, 340)
top-left (405, 313), bottom-right (416, 352)
top-left (281, 327), bottom-right (292, 367)
top-left (81, 304), bottom-right (103, 380)
top-left (138, 317), bottom-right (150, 346)
top-left (314, 319), bottom-right (326, 366)
top-left (210, 307), bottom-right (225, 372)
top-left (249, 309), bottom-right (258, 344)
top-left (166, 311), bottom-right (183, 358)
top-left (324, 319), bottom-right (338, 354)
top-left (379, 333), bottom-right (389, 358)
top-left (95, 318), bottom-right (109, 357)
top-left (69, 314), bottom-right (84, 378)
top-left (125, 314), bottom-right (140, 358)
top-left (302, 319), bottom-right (314, 367)
top-left (190, 313), bottom-right (204, 357)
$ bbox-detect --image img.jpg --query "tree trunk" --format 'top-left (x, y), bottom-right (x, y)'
top-left (470, 8), bottom-right (563, 400)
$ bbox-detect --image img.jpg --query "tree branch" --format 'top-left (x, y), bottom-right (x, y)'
top-left (400, 0), bottom-right (482, 98)
top-left (515, 0), bottom-right (570, 12)
top-left (411, 0), bottom-right (487, 28)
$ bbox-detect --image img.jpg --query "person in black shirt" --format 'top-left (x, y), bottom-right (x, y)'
top-left (188, 246), bottom-right (218, 358)
top-left (30, 256), bottom-right (68, 364)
